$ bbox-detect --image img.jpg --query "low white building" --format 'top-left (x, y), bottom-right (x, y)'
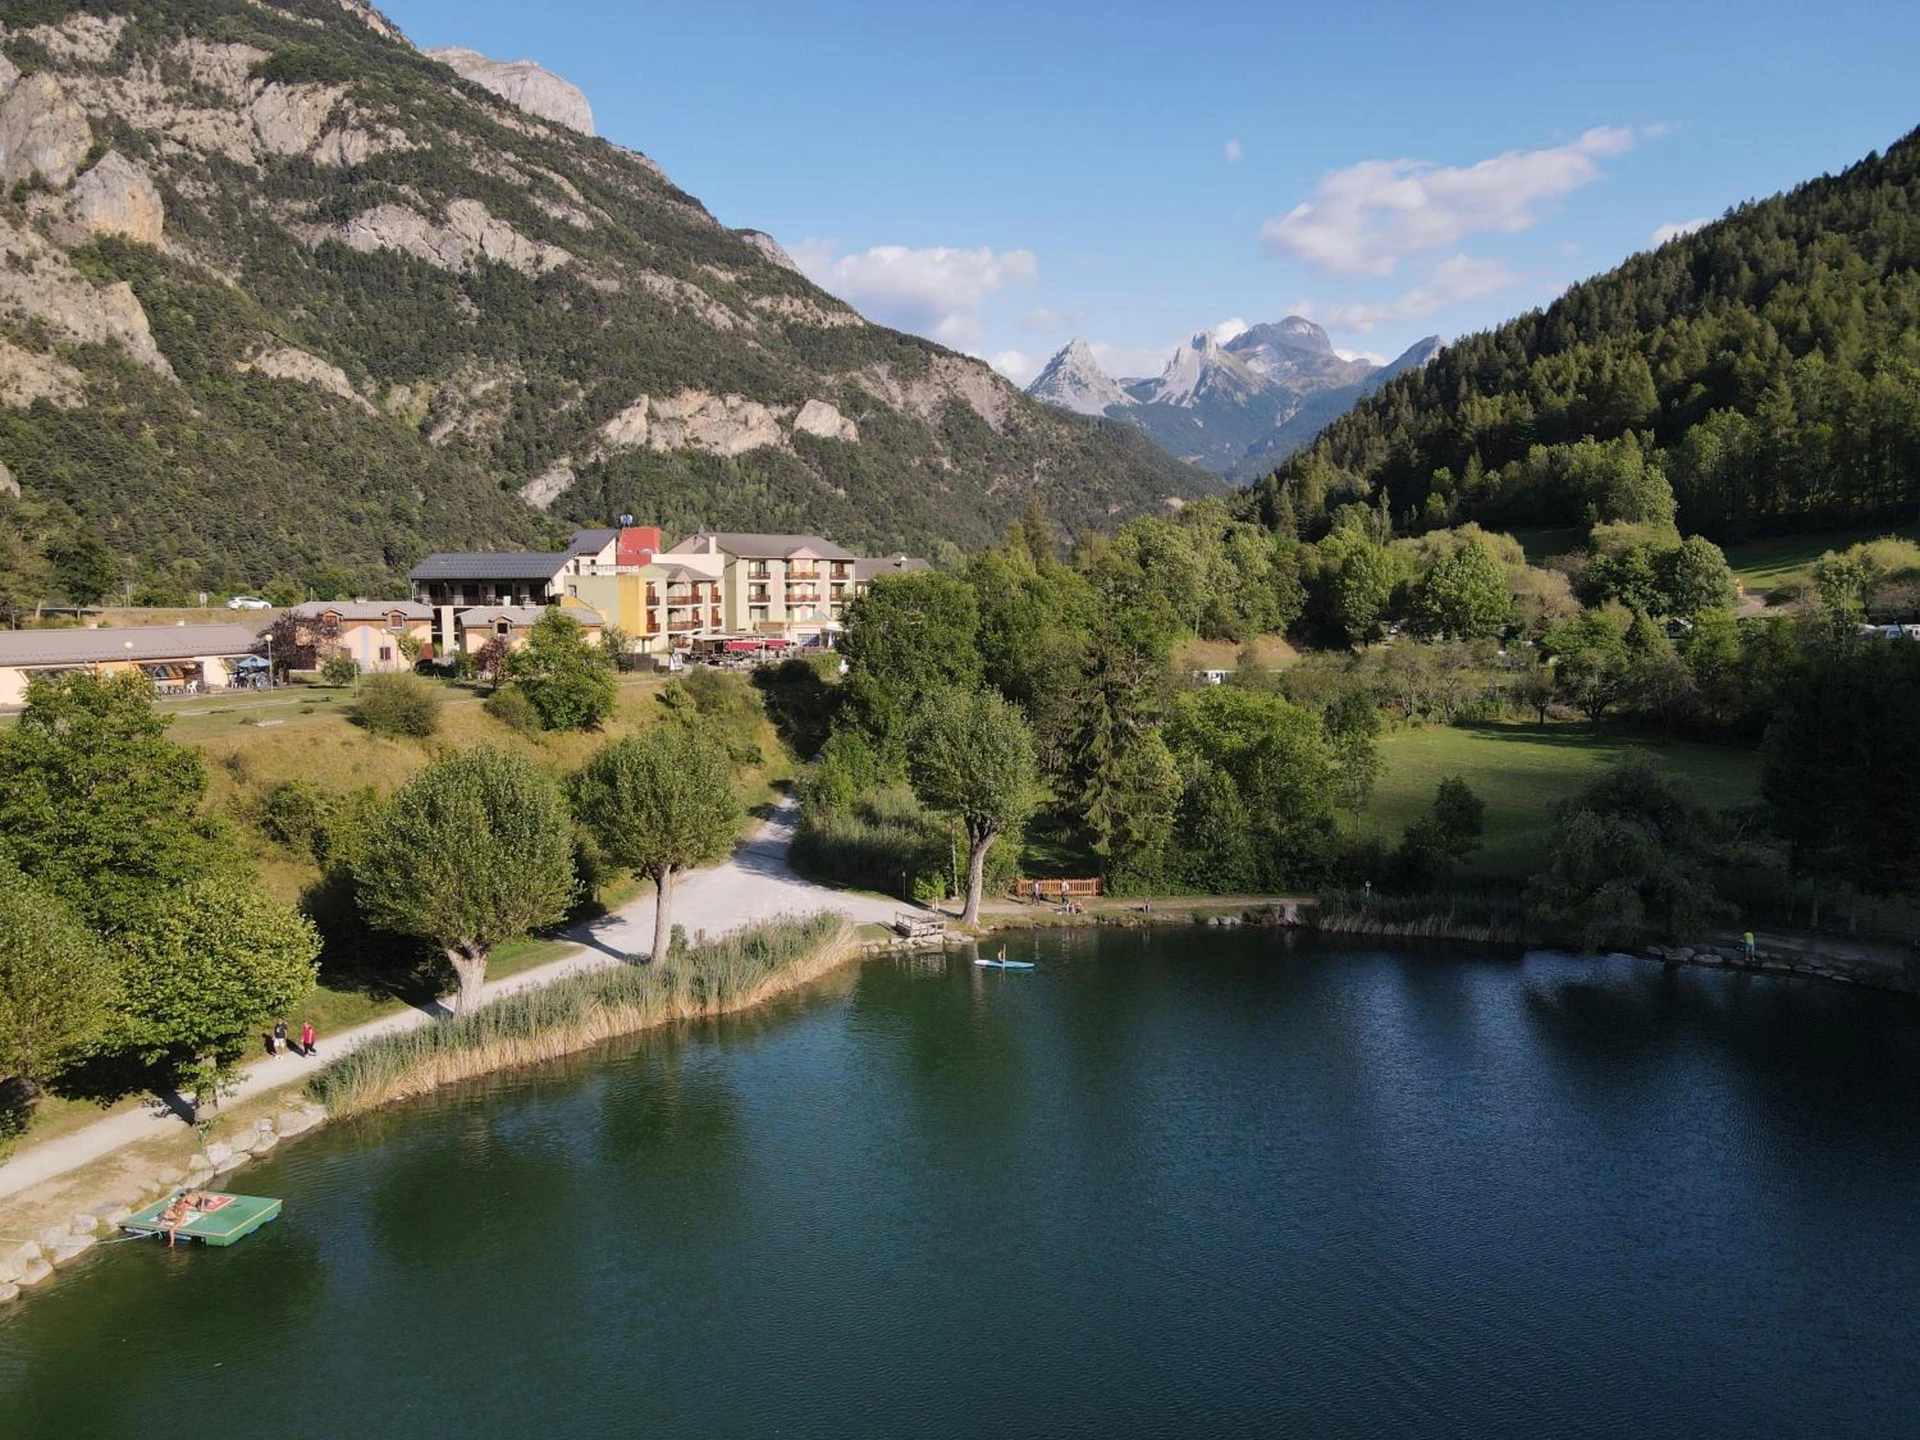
top-left (0, 623), bottom-right (266, 706)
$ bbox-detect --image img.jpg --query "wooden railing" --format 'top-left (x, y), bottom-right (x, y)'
top-left (1015, 877), bottom-right (1103, 900)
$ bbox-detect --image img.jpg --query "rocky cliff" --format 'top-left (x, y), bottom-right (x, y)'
top-left (0, 1), bottom-right (1211, 600)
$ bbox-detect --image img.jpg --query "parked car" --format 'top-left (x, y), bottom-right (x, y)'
top-left (226, 595), bottom-right (272, 610)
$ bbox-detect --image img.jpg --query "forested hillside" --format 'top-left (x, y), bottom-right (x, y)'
top-left (0, 0), bottom-right (1211, 606)
top-left (1242, 128), bottom-right (1920, 542)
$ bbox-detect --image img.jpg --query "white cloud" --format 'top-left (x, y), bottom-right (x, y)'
top-left (1320, 254), bottom-right (1522, 333)
top-left (1209, 317), bottom-right (1249, 344)
top-left (990, 349), bottom-right (1042, 385)
top-left (1224, 138), bottom-right (1244, 163)
top-left (790, 240), bottom-right (1038, 348)
top-left (1261, 126), bottom-right (1641, 276)
top-left (1650, 216), bottom-right (1710, 246)
top-left (1334, 347), bottom-right (1388, 365)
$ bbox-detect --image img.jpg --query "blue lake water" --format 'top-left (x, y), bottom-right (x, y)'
top-left (3, 929), bottom-right (1917, 1437)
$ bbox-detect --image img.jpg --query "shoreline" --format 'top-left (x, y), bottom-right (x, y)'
top-left (0, 919), bottom-right (863, 1306)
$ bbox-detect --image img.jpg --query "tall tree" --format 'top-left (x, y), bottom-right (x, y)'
top-left (114, 872), bottom-right (319, 1115)
top-left (0, 859), bottom-right (113, 1097)
top-left (840, 572), bottom-right (982, 766)
top-left (355, 747), bottom-right (577, 1012)
top-left (907, 689), bottom-right (1037, 926)
top-left (0, 670), bottom-right (233, 932)
top-left (1411, 537), bottom-right (1512, 640)
top-left (572, 726), bottom-right (741, 963)
top-left (1322, 690), bottom-right (1385, 821)
top-left (503, 611), bottom-right (619, 731)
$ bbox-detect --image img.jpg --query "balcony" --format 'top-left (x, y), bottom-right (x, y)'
top-left (747, 565), bottom-right (772, 580)
top-left (748, 588), bottom-right (771, 605)
top-left (788, 566), bottom-right (822, 581)
top-left (786, 589), bottom-right (821, 604)
top-left (667, 618), bottom-right (702, 633)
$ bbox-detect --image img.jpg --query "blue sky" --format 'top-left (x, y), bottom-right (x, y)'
top-left (382, 0), bottom-right (1919, 383)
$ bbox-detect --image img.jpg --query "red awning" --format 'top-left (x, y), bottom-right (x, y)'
top-left (724, 639), bottom-right (765, 652)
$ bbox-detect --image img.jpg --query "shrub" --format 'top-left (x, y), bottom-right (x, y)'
top-left (484, 685), bottom-right (540, 734)
top-left (347, 673), bottom-right (441, 738)
top-left (791, 784), bottom-right (948, 896)
top-left (320, 654), bottom-right (361, 687)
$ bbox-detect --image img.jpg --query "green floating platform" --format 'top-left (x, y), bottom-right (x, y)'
top-left (122, 1191), bottom-right (282, 1247)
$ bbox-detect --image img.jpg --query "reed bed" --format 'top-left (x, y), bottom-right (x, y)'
top-left (1310, 886), bottom-right (1534, 945)
top-left (310, 913), bottom-right (856, 1117)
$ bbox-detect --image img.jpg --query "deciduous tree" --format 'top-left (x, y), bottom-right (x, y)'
top-left (0, 859), bottom-right (113, 1096)
top-left (355, 747), bottom-right (576, 1012)
top-left (572, 727), bottom-right (741, 964)
top-left (504, 611), bottom-right (618, 731)
top-left (907, 689), bottom-right (1037, 926)
top-left (114, 872), bottom-right (319, 1114)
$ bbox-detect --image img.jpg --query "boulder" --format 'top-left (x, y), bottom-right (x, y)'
top-left (203, 1141), bottom-right (234, 1171)
top-left (62, 151), bottom-right (163, 245)
top-left (249, 1128), bottom-right (278, 1155)
top-left (517, 459), bottom-right (576, 510)
top-left (38, 1224), bottom-right (70, 1252)
top-left (50, 1235), bottom-right (96, 1265)
top-left (275, 1108), bottom-right (320, 1138)
top-left (17, 1256), bottom-right (53, 1288)
top-left (0, 1283), bottom-right (18, 1305)
top-left (70, 1213), bottom-right (98, 1236)
top-left (104, 1207), bottom-right (133, 1229)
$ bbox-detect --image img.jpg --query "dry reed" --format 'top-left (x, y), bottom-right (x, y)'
top-left (310, 914), bottom-right (856, 1117)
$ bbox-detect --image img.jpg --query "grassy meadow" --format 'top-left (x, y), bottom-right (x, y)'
top-left (1721, 523), bottom-right (1920, 593)
top-left (1358, 722), bottom-right (1761, 878)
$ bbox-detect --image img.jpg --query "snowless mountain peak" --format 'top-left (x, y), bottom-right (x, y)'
top-left (1025, 338), bottom-right (1134, 417)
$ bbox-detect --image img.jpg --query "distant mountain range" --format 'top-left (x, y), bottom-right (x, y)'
top-left (1026, 319), bottom-right (1442, 478)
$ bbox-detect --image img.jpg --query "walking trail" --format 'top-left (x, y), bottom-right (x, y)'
top-left (0, 799), bottom-right (907, 1201)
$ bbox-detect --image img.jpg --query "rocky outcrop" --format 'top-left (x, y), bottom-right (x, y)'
top-left (858, 355), bottom-right (1015, 434)
top-left (0, 227), bottom-right (172, 377)
top-left (749, 292), bottom-right (865, 329)
top-left (20, 13), bottom-right (128, 65)
top-left (238, 345), bottom-right (375, 414)
top-left (598, 389), bottom-right (784, 458)
top-left (794, 399), bottom-right (858, 442)
top-left (636, 270), bottom-right (745, 330)
top-left (250, 83), bottom-right (344, 157)
top-left (0, 459), bottom-right (17, 496)
top-left (0, 73), bottom-right (93, 187)
top-left (427, 47), bottom-right (594, 134)
top-left (518, 460), bottom-right (577, 510)
top-left (339, 199), bottom-right (570, 275)
top-left (736, 228), bottom-right (799, 273)
top-left (0, 337), bottom-right (84, 409)
top-left (60, 151), bottom-right (163, 245)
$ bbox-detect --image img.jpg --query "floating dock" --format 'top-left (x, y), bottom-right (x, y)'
top-left (121, 1192), bottom-right (282, 1247)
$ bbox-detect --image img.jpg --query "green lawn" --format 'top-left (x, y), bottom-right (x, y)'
top-left (1722, 523), bottom-right (1920, 591)
top-left (1511, 526), bottom-right (1588, 565)
top-left (1360, 722), bottom-right (1761, 878)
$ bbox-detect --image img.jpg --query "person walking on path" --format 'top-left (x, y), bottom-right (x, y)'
top-left (271, 1019), bottom-right (288, 1056)
top-left (300, 1020), bottom-right (317, 1058)
top-left (1743, 930), bottom-right (1757, 962)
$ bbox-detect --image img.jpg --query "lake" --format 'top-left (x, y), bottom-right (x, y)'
top-left (3, 929), bottom-right (1917, 1437)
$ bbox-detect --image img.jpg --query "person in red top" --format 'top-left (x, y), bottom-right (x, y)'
top-left (300, 1020), bottom-right (317, 1057)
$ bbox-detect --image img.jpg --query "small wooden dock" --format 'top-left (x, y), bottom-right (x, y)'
top-left (894, 912), bottom-right (945, 940)
top-left (121, 1191), bottom-right (283, 1247)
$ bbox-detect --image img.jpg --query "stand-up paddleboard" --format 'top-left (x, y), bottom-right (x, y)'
top-left (975, 951), bottom-right (1035, 970)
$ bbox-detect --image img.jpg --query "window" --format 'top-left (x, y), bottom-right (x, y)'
top-left (378, 646), bottom-right (393, 662)
top-left (495, 620), bottom-right (511, 636)
top-left (386, 612), bottom-right (406, 631)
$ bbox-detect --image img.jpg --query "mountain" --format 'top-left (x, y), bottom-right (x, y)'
top-left (1229, 333), bottom-right (1444, 480)
top-left (1242, 128), bottom-right (1920, 542)
top-left (1025, 318), bottom-right (1440, 475)
top-left (1026, 338), bottom-right (1134, 417)
top-left (0, 1), bottom-right (1216, 603)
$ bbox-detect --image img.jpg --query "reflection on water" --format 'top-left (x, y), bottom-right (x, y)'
top-left (1, 932), bottom-right (1915, 1439)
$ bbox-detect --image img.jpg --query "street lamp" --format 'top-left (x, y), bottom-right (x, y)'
top-left (264, 631), bottom-right (273, 691)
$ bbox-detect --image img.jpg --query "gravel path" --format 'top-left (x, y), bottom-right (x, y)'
top-left (0, 798), bottom-right (909, 1201)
